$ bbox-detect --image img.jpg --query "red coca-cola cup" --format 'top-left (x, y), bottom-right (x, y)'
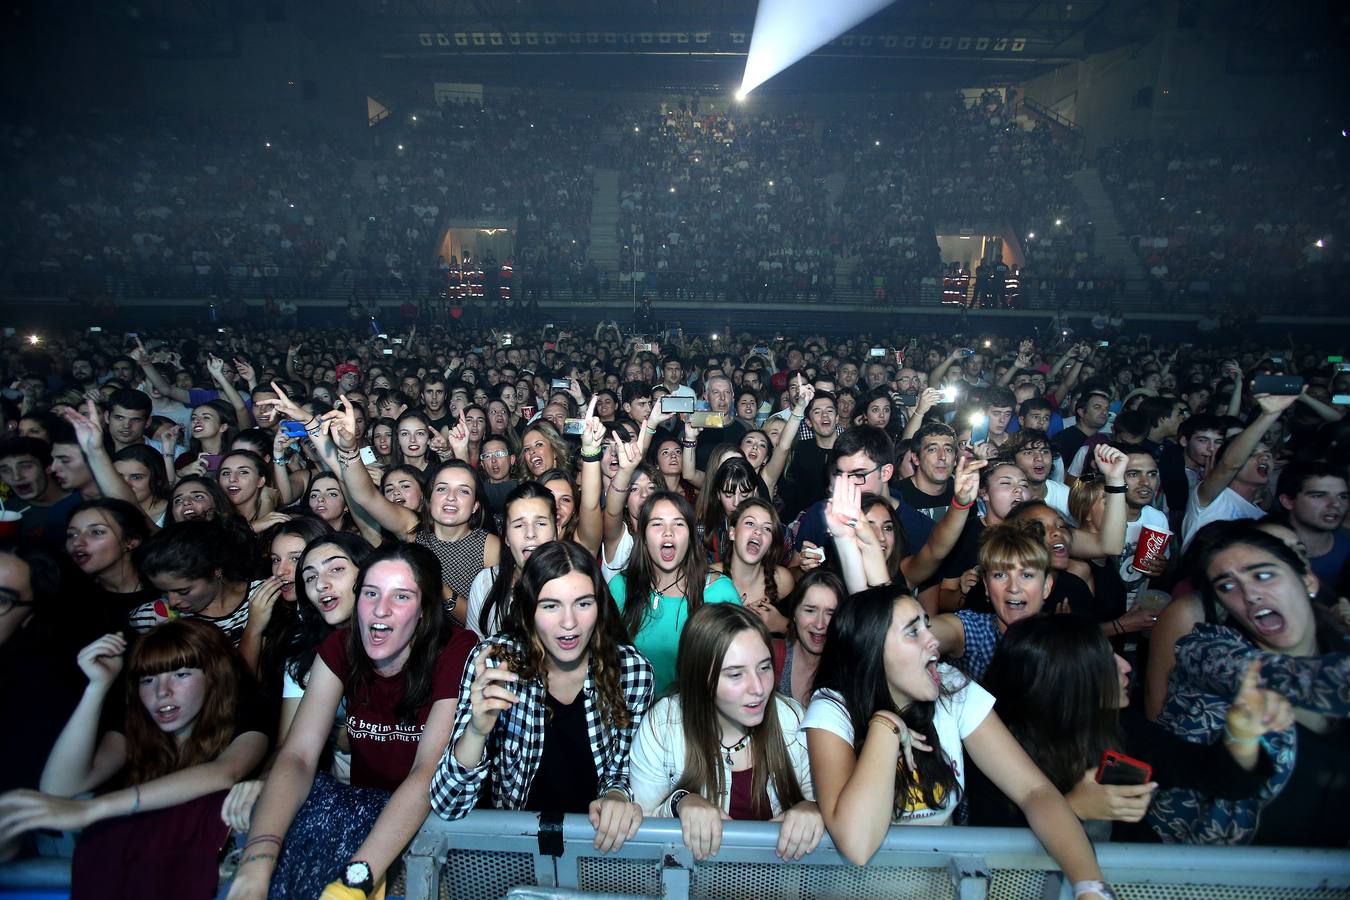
top-left (1133, 524), bottom-right (1172, 571)
top-left (0, 510), bottom-right (21, 542)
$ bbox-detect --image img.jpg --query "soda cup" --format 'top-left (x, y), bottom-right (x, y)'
top-left (1133, 524), bottom-right (1172, 571)
top-left (0, 510), bottom-right (20, 542)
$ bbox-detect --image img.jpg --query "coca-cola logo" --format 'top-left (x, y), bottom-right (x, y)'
top-left (1141, 532), bottom-right (1168, 555)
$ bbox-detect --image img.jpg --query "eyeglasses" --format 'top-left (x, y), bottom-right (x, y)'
top-left (479, 450), bottom-right (510, 460)
top-left (833, 464), bottom-right (882, 485)
top-left (0, 588), bottom-right (34, 616)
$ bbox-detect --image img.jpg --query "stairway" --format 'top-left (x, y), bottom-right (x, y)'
top-left (588, 168), bottom-right (622, 273)
top-left (1070, 167), bottom-right (1151, 300)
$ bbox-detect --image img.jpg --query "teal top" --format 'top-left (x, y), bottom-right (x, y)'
top-left (608, 573), bottom-right (741, 694)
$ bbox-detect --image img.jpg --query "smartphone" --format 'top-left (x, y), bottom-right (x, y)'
top-left (125, 331), bottom-right (138, 339)
top-left (956, 347), bottom-right (975, 358)
top-left (359, 446), bottom-right (377, 466)
top-left (377, 332), bottom-right (388, 339)
top-left (1269, 354), bottom-right (1285, 364)
top-left (1333, 395), bottom-right (1350, 405)
top-left (1327, 355), bottom-right (1344, 363)
top-left (661, 395), bottom-right (696, 414)
top-left (691, 411), bottom-right (726, 428)
top-left (969, 414), bottom-right (989, 444)
top-left (88, 326), bottom-right (102, 333)
top-left (1251, 375), bottom-right (1303, 396)
top-left (1098, 340), bottom-right (1110, 348)
top-left (940, 387), bottom-right (961, 403)
top-left (635, 342), bottom-right (657, 353)
top-left (546, 322), bottom-right (555, 329)
top-left (897, 394), bottom-right (917, 407)
top-left (1096, 749), bottom-right (1153, 786)
top-left (869, 347), bottom-right (887, 358)
top-left (500, 334), bottom-right (513, 348)
top-left (382, 348), bottom-right (394, 356)
top-left (752, 345), bottom-right (770, 356)
top-left (1338, 364), bottom-right (1350, 373)
top-left (280, 419), bottom-right (308, 439)
top-left (562, 418), bottom-right (586, 435)
top-left (551, 378), bottom-right (570, 390)
top-left (470, 347), bottom-right (486, 355)
top-left (392, 338), bottom-right (404, 345)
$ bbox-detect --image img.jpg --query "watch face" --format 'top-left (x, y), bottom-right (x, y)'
top-left (344, 861), bottom-right (372, 886)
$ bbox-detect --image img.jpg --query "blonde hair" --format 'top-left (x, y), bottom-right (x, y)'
top-left (978, 522), bottom-right (1052, 574)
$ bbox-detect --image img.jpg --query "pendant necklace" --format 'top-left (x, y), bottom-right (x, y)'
top-left (720, 733), bottom-right (750, 765)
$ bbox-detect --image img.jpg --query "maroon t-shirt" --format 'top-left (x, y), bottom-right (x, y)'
top-left (318, 626), bottom-right (476, 792)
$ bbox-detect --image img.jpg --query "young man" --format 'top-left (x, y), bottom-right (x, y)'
top-left (104, 388), bottom-right (154, 453)
top-left (478, 435), bottom-right (519, 523)
top-left (620, 382), bottom-right (654, 425)
top-left (980, 386), bottom-right (1017, 449)
top-left (1053, 387), bottom-right (1112, 466)
top-left (898, 422), bottom-right (958, 523)
top-left (1112, 444), bottom-right (1172, 606)
top-left (1160, 412), bottom-right (1224, 528)
top-left (1006, 429), bottom-right (1069, 516)
top-left (787, 425), bottom-right (934, 562)
top-left (48, 423), bottom-right (100, 501)
top-left (780, 390), bottom-right (839, 519)
top-left (1138, 395), bottom-right (1186, 460)
top-left (421, 373), bottom-right (452, 431)
top-left (1276, 461), bottom-right (1350, 586)
top-left (660, 355), bottom-right (696, 400)
top-left (1180, 393), bottom-right (1300, 549)
top-left (0, 437), bottom-right (80, 547)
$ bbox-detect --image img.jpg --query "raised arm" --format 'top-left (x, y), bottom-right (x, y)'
top-left (1196, 393), bottom-right (1298, 508)
top-left (902, 389), bottom-right (943, 441)
top-left (823, 475), bottom-right (874, 594)
top-left (131, 337), bottom-right (191, 405)
top-left (38, 635), bottom-right (129, 797)
top-left (762, 379), bottom-right (812, 494)
top-left (1071, 445), bottom-right (1128, 558)
top-left (928, 347), bottom-right (962, 389)
top-left (206, 354), bottom-right (251, 430)
top-left (901, 457), bottom-right (983, 586)
top-left (320, 392), bottom-right (419, 539)
top-left (680, 421), bottom-right (705, 488)
top-left (59, 402), bottom-right (140, 509)
top-left (575, 398), bottom-right (604, 553)
top-left (604, 437), bottom-right (645, 558)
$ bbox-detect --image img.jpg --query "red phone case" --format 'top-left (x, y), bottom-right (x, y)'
top-left (1096, 749), bottom-right (1153, 785)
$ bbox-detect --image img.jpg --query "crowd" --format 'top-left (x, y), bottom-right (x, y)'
top-left (0, 314), bottom-right (1346, 899)
top-left (1098, 135), bottom-right (1350, 309)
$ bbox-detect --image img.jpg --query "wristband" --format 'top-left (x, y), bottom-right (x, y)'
top-left (1073, 880), bottom-right (1117, 900)
top-left (242, 852), bottom-right (277, 867)
top-left (580, 448), bottom-right (603, 462)
top-left (869, 714), bottom-right (901, 737)
top-left (669, 789), bottom-right (691, 817)
top-left (1222, 725), bottom-right (1262, 745)
top-left (681, 440), bottom-right (698, 448)
top-left (1103, 483), bottom-right (1127, 494)
top-left (643, 425), bottom-right (658, 434)
top-left (950, 497), bottom-right (974, 510)
top-left (273, 455), bottom-right (289, 465)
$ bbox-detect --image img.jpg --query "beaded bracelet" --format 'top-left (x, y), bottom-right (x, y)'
top-left (241, 852), bottom-right (277, 867)
top-left (1222, 725), bottom-right (1261, 746)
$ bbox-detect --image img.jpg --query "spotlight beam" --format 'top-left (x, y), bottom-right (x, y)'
top-left (738, 0), bottom-right (898, 98)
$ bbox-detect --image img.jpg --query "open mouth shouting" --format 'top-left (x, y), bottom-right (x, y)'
top-left (367, 621), bottom-right (394, 647)
top-left (553, 632), bottom-right (582, 654)
top-left (926, 654), bottom-right (940, 685)
top-left (1050, 541), bottom-right (1069, 563)
top-left (1248, 605), bottom-right (1286, 637)
top-left (317, 593), bottom-right (342, 614)
top-left (658, 541), bottom-right (678, 565)
top-left (70, 549), bottom-right (92, 568)
top-left (804, 628), bottom-right (826, 650)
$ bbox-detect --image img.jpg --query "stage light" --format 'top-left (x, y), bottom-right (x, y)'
top-left (1027, 232), bottom-right (1035, 240)
top-left (1316, 239), bottom-right (1325, 248)
top-left (1054, 218), bottom-right (1062, 226)
top-left (28, 335), bottom-right (40, 345)
top-left (738, 0), bottom-right (897, 98)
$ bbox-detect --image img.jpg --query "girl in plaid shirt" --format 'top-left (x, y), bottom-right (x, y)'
top-left (431, 541), bottom-right (654, 853)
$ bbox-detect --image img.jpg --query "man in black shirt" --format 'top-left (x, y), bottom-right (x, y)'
top-left (898, 421), bottom-right (958, 523)
top-left (421, 372), bottom-right (453, 431)
top-left (1053, 388), bottom-right (1111, 468)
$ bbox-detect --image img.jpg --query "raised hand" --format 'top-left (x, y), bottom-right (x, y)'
top-left (1225, 659), bottom-right (1295, 741)
top-left (234, 357), bottom-right (257, 387)
top-left (76, 633), bottom-right (127, 688)
top-left (915, 387), bottom-right (944, 414)
top-left (321, 395), bottom-right (359, 452)
top-left (256, 380), bottom-right (310, 424)
top-left (1255, 391), bottom-right (1302, 417)
top-left (1094, 443), bottom-right (1128, 483)
top-left (615, 435), bottom-right (645, 473)
top-left (580, 397), bottom-right (604, 456)
top-left (824, 473), bottom-right (862, 540)
top-left (59, 400), bottom-right (107, 456)
top-left (466, 648), bottom-right (520, 739)
top-left (446, 411), bottom-right (470, 460)
top-left (951, 456), bottom-right (986, 507)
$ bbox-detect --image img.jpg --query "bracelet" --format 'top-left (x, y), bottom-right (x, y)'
top-left (580, 448), bottom-right (604, 462)
top-left (273, 456), bottom-right (289, 465)
top-left (669, 789), bottom-right (691, 817)
top-left (241, 852), bottom-right (278, 867)
top-left (1103, 483), bottom-right (1127, 494)
top-left (681, 440), bottom-right (698, 448)
top-left (1222, 725), bottom-right (1262, 745)
top-left (869, 714), bottom-right (901, 737)
top-left (130, 784), bottom-right (141, 814)
top-left (950, 497), bottom-right (974, 510)
top-left (1111, 620), bottom-right (1123, 635)
top-left (243, 834), bottom-right (283, 850)
top-left (1073, 880), bottom-right (1117, 900)
top-left (643, 425), bottom-right (658, 434)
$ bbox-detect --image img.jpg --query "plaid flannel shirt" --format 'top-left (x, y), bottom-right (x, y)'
top-left (429, 635), bottom-right (654, 820)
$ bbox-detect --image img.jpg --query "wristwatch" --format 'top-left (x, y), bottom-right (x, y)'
top-left (342, 860), bottom-right (374, 893)
top-left (669, 789), bottom-right (691, 816)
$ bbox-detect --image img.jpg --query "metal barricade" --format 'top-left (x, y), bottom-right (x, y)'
top-left (403, 811), bottom-right (1350, 900)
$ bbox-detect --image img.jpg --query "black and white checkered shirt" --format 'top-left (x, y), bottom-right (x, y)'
top-left (429, 635), bottom-right (654, 820)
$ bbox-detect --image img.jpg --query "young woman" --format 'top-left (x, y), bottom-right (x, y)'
top-left (251, 518), bottom-right (332, 691)
top-left (803, 586), bottom-right (1115, 899)
top-left (0, 621), bottom-right (268, 899)
top-left (972, 614), bottom-right (1289, 839)
top-left (696, 457), bottom-right (771, 563)
top-left (393, 411), bottom-right (434, 472)
top-left (431, 541), bottom-right (652, 852)
top-left (219, 450), bottom-right (283, 532)
top-left (649, 433), bottom-right (699, 505)
top-left (602, 436), bottom-right (664, 582)
top-left (131, 520), bottom-right (262, 660)
top-left (1149, 521), bottom-right (1350, 847)
top-left (380, 464), bottom-right (425, 511)
top-left (227, 543), bottom-right (477, 900)
top-left (733, 388), bottom-right (760, 430)
top-left (630, 604), bottom-right (822, 860)
top-left (64, 498), bottom-right (157, 636)
top-left (518, 421), bottom-right (571, 479)
top-left (774, 570), bottom-right (847, 708)
top-left (370, 418), bottom-right (397, 467)
top-left (303, 471), bottom-right (361, 536)
top-left (608, 491), bottom-right (741, 693)
top-left (169, 474), bottom-right (237, 525)
top-left (465, 482), bottom-right (559, 639)
top-left (712, 497), bottom-right (794, 634)
top-left (113, 444), bottom-right (171, 527)
top-left (219, 532), bottom-right (375, 835)
top-left (179, 400), bottom-right (236, 474)
top-left (330, 398), bottom-right (500, 620)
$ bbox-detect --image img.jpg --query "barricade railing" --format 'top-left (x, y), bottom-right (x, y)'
top-left (403, 810), bottom-right (1350, 900)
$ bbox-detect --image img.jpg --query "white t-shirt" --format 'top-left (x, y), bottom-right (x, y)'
top-left (1118, 505), bottom-right (1172, 603)
top-left (601, 525), bottom-right (634, 585)
top-left (665, 384), bottom-right (697, 400)
top-left (465, 565), bottom-right (501, 640)
top-left (1041, 479), bottom-right (1071, 518)
top-left (799, 668), bottom-right (994, 826)
top-left (1181, 485), bottom-right (1263, 550)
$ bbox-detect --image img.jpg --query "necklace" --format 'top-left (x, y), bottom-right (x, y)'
top-left (720, 733), bottom-right (750, 765)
